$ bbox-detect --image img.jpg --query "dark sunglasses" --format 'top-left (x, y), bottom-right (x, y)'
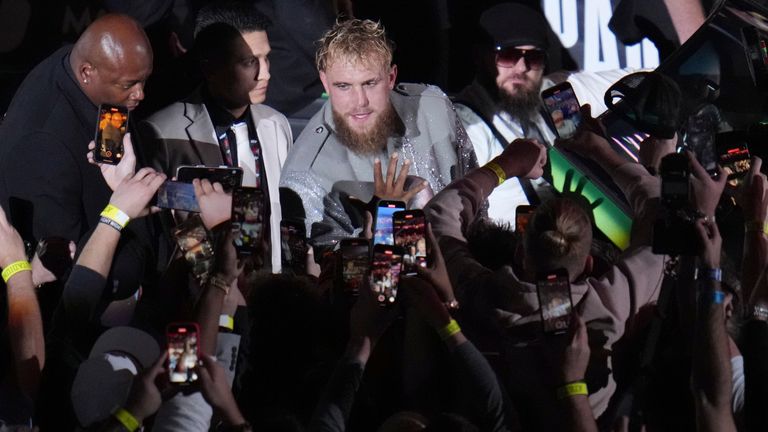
top-left (494, 47), bottom-right (547, 70)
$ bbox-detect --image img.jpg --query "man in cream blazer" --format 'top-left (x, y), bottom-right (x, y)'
top-left (139, 3), bottom-right (292, 273)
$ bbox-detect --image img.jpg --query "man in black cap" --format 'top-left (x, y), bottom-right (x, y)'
top-left (454, 3), bottom-right (558, 229)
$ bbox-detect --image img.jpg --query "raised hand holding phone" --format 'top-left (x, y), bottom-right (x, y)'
top-left (197, 355), bottom-right (247, 427)
top-left (122, 351), bottom-right (169, 425)
top-left (109, 167), bottom-right (166, 219)
top-left (193, 178), bottom-right (232, 229)
top-left (87, 132), bottom-right (137, 192)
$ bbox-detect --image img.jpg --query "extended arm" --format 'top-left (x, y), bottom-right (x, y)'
top-left (690, 219), bottom-right (736, 432)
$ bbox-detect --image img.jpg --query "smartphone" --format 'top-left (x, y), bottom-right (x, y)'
top-left (280, 220), bottom-right (307, 273)
top-left (166, 322), bottom-right (200, 385)
top-left (231, 187), bottom-right (264, 256)
top-left (176, 166), bottom-right (244, 192)
top-left (715, 131), bottom-right (751, 187)
top-left (172, 215), bottom-right (214, 278)
top-left (339, 238), bottom-right (370, 296)
top-left (393, 210), bottom-right (427, 275)
top-left (370, 244), bottom-right (405, 306)
top-left (598, 109), bottom-right (648, 163)
top-left (373, 200), bottom-right (406, 246)
top-left (94, 104), bottom-right (128, 165)
top-left (157, 181), bottom-right (201, 212)
top-left (659, 153), bottom-right (690, 208)
top-left (515, 205), bottom-right (536, 234)
top-left (536, 269), bottom-right (573, 335)
top-left (541, 82), bottom-right (582, 139)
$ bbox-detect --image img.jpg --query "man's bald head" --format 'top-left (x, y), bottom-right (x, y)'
top-left (71, 14), bottom-right (153, 110)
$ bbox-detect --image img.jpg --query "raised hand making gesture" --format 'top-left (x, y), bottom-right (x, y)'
top-left (373, 152), bottom-right (427, 203)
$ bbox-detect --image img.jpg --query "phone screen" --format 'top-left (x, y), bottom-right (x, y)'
top-left (542, 83), bottom-right (582, 139)
top-left (716, 131), bottom-right (751, 187)
top-left (393, 210), bottom-right (427, 275)
top-left (232, 187), bottom-right (264, 255)
top-left (176, 166), bottom-right (244, 192)
top-left (598, 109), bottom-right (649, 163)
top-left (370, 246), bottom-right (404, 306)
top-left (94, 104), bottom-right (128, 165)
top-left (280, 220), bottom-right (307, 273)
top-left (157, 181), bottom-right (201, 212)
top-left (515, 205), bottom-right (535, 234)
top-left (340, 239), bottom-right (370, 296)
top-left (166, 323), bottom-right (200, 385)
top-left (172, 215), bottom-right (214, 278)
top-left (536, 270), bottom-right (573, 335)
top-left (374, 201), bottom-right (406, 245)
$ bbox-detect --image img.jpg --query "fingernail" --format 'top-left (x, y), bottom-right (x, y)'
top-left (374, 158), bottom-right (380, 163)
top-left (391, 152), bottom-right (398, 158)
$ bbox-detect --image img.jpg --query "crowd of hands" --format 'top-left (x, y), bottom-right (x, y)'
top-left (4, 103), bottom-right (768, 430)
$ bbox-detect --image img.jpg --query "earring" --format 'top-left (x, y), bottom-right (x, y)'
top-left (83, 79), bottom-right (88, 84)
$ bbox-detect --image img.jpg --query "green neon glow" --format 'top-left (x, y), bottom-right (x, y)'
top-left (548, 148), bottom-right (632, 250)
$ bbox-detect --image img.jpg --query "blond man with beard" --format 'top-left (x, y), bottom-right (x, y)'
top-left (280, 19), bottom-right (476, 254)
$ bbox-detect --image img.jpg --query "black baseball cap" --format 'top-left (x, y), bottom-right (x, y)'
top-left (479, 3), bottom-right (550, 50)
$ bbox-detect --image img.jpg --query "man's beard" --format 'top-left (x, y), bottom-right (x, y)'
top-left (333, 103), bottom-right (400, 156)
top-left (498, 79), bottom-right (543, 121)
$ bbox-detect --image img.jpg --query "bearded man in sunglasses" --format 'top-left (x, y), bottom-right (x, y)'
top-left (454, 3), bottom-right (558, 230)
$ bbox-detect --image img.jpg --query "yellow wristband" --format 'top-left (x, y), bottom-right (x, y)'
top-left (556, 381), bottom-right (588, 399)
top-left (219, 314), bottom-right (235, 331)
top-left (2, 260), bottom-right (31, 283)
top-left (101, 204), bottom-right (130, 228)
top-left (437, 319), bottom-right (462, 340)
top-left (485, 161), bottom-right (506, 185)
top-left (745, 220), bottom-right (768, 235)
top-left (113, 407), bottom-right (140, 432)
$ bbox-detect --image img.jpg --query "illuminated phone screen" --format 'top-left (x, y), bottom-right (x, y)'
top-left (167, 324), bottom-right (199, 384)
top-left (370, 246), bottom-right (404, 306)
top-left (393, 210), bottom-right (427, 275)
top-left (537, 271), bottom-right (573, 334)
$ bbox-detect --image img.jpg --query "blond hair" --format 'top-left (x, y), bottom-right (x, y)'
top-left (524, 197), bottom-right (592, 279)
top-left (316, 19), bottom-right (394, 72)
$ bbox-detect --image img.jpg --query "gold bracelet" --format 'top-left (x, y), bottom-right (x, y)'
top-left (101, 204), bottom-right (131, 228)
top-left (437, 319), bottom-right (461, 340)
top-left (113, 407), bottom-right (140, 432)
top-left (209, 275), bottom-right (231, 295)
top-left (2, 260), bottom-right (31, 283)
top-left (484, 161), bottom-right (506, 185)
top-left (556, 381), bottom-right (588, 399)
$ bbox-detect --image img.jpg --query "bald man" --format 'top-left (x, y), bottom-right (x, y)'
top-left (0, 14), bottom-right (152, 244)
